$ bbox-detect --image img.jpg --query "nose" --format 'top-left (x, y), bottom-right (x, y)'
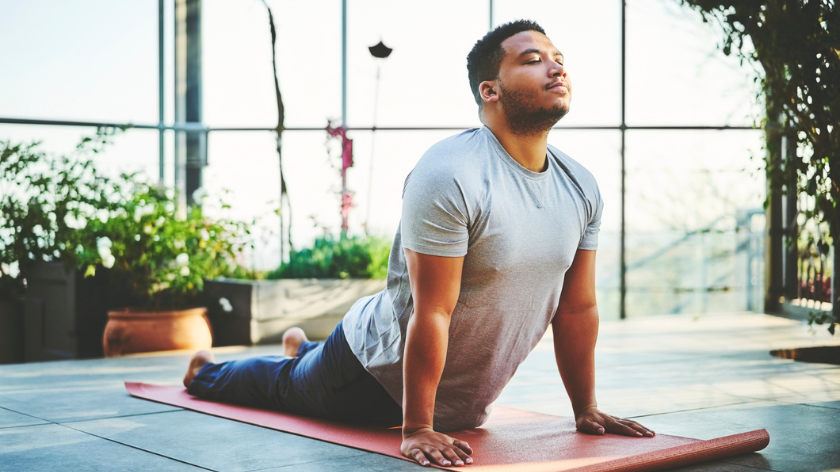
top-left (549, 61), bottom-right (566, 78)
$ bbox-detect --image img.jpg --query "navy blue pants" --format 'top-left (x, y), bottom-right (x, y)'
top-left (187, 321), bottom-right (402, 425)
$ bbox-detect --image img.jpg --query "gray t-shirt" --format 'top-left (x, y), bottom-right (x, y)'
top-left (342, 125), bottom-right (603, 432)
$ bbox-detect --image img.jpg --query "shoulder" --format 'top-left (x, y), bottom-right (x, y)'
top-left (547, 144), bottom-right (600, 198)
top-left (417, 128), bottom-right (488, 173)
top-left (548, 145), bottom-right (603, 222)
top-left (404, 128), bottom-right (490, 197)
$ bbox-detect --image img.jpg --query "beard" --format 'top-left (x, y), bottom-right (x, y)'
top-left (498, 80), bottom-right (569, 137)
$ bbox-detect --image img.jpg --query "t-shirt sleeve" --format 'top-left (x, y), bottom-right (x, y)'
top-left (400, 169), bottom-right (470, 257)
top-left (578, 184), bottom-right (603, 250)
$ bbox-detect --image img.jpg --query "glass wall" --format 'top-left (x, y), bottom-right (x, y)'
top-left (346, 0), bottom-right (487, 128)
top-left (0, 0), bottom-right (767, 319)
top-left (0, 125), bottom-right (160, 180)
top-left (625, 0), bottom-right (762, 127)
top-left (547, 130), bottom-right (622, 319)
top-left (0, 1), bottom-right (159, 123)
top-left (496, 0), bottom-right (623, 127)
top-left (624, 130), bottom-right (765, 317)
top-left (203, 0), bottom-right (342, 128)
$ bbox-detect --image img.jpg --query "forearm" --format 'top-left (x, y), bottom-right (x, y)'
top-left (552, 304), bottom-right (599, 415)
top-left (402, 308), bottom-right (450, 434)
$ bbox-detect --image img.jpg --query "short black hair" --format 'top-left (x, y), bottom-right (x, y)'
top-left (466, 20), bottom-right (547, 107)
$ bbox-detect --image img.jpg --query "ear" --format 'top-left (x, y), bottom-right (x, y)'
top-left (479, 80), bottom-right (499, 104)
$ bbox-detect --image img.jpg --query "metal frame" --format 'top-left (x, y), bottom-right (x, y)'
top-left (0, 117), bottom-right (753, 133)
top-left (0, 0), bottom-right (761, 321)
top-left (620, 0), bottom-right (627, 319)
top-left (158, 0), bottom-right (165, 183)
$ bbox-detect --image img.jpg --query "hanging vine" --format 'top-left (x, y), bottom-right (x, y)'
top-left (679, 0), bottom-right (839, 333)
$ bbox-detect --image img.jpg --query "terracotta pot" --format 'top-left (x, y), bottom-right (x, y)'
top-left (103, 307), bottom-right (213, 357)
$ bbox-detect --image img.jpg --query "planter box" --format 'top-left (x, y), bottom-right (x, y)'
top-left (0, 299), bottom-right (24, 364)
top-left (21, 262), bottom-right (137, 361)
top-left (201, 278), bottom-right (386, 346)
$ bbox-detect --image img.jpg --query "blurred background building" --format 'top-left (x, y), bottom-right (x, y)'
top-left (0, 0), bottom-right (772, 321)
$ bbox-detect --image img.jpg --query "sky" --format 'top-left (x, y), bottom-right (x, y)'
top-left (0, 0), bottom-right (767, 317)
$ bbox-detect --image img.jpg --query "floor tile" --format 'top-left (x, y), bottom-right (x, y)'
top-left (71, 409), bottom-right (366, 472)
top-left (258, 452), bottom-right (424, 471)
top-left (627, 402), bottom-right (840, 472)
top-left (0, 357), bottom-right (186, 392)
top-left (0, 384), bottom-right (182, 423)
top-left (596, 387), bottom-right (748, 418)
top-left (665, 457), bottom-right (774, 472)
top-left (0, 407), bottom-right (48, 429)
top-left (805, 400), bottom-right (840, 410)
top-left (0, 423), bottom-right (203, 471)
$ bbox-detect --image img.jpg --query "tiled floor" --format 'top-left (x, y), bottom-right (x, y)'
top-left (2, 312), bottom-right (839, 471)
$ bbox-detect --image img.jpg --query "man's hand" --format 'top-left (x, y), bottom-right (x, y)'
top-left (401, 249), bottom-right (467, 466)
top-left (575, 407), bottom-right (655, 438)
top-left (401, 427), bottom-right (473, 467)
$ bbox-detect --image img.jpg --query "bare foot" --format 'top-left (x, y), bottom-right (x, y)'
top-left (282, 327), bottom-right (308, 357)
top-left (183, 350), bottom-right (215, 389)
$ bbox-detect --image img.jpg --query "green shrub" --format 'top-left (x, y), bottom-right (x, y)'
top-left (0, 131), bottom-right (123, 301)
top-left (268, 235), bottom-right (391, 280)
top-left (78, 183), bottom-right (251, 309)
top-left (0, 129), bottom-right (252, 309)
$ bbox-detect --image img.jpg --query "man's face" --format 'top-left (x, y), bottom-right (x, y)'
top-left (494, 31), bottom-right (571, 135)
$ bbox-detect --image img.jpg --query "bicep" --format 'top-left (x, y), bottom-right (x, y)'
top-left (404, 248), bottom-right (464, 317)
top-left (556, 249), bottom-right (597, 315)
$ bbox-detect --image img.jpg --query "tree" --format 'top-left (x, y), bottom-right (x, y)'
top-left (679, 0), bottom-right (839, 333)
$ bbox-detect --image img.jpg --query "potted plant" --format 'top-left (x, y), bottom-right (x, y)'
top-left (79, 182), bottom-right (250, 357)
top-left (0, 131), bottom-right (130, 362)
top-left (2, 129), bottom-right (253, 360)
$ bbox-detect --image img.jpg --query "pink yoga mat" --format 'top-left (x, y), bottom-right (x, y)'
top-left (126, 382), bottom-right (769, 472)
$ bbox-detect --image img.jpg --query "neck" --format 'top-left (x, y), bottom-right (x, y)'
top-left (482, 113), bottom-right (550, 173)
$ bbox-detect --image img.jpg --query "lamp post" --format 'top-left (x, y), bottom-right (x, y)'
top-left (364, 40), bottom-right (392, 235)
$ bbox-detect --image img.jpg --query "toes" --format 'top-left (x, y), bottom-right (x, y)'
top-left (193, 350), bottom-right (215, 365)
top-left (184, 350), bottom-right (214, 388)
top-left (282, 328), bottom-right (308, 356)
top-left (282, 327), bottom-right (308, 344)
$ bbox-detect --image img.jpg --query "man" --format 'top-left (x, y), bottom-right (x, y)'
top-left (183, 19), bottom-right (654, 468)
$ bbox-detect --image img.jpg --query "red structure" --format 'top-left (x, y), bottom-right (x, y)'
top-left (326, 122), bottom-right (354, 232)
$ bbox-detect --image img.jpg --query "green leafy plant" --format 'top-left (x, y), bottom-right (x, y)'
top-left (0, 129), bottom-right (122, 301)
top-left (78, 183), bottom-right (252, 309)
top-left (1, 130), bottom-right (252, 310)
top-left (268, 235), bottom-right (390, 280)
top-left (679, 0), bottom-right (839, 332)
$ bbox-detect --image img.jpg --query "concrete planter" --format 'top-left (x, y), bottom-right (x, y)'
top-left (201, 278), bottom-right (386, 345)
top-left (21, 261), bottom-right (137, 361)
top-left (0, 299), bottom-right (24, 364)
